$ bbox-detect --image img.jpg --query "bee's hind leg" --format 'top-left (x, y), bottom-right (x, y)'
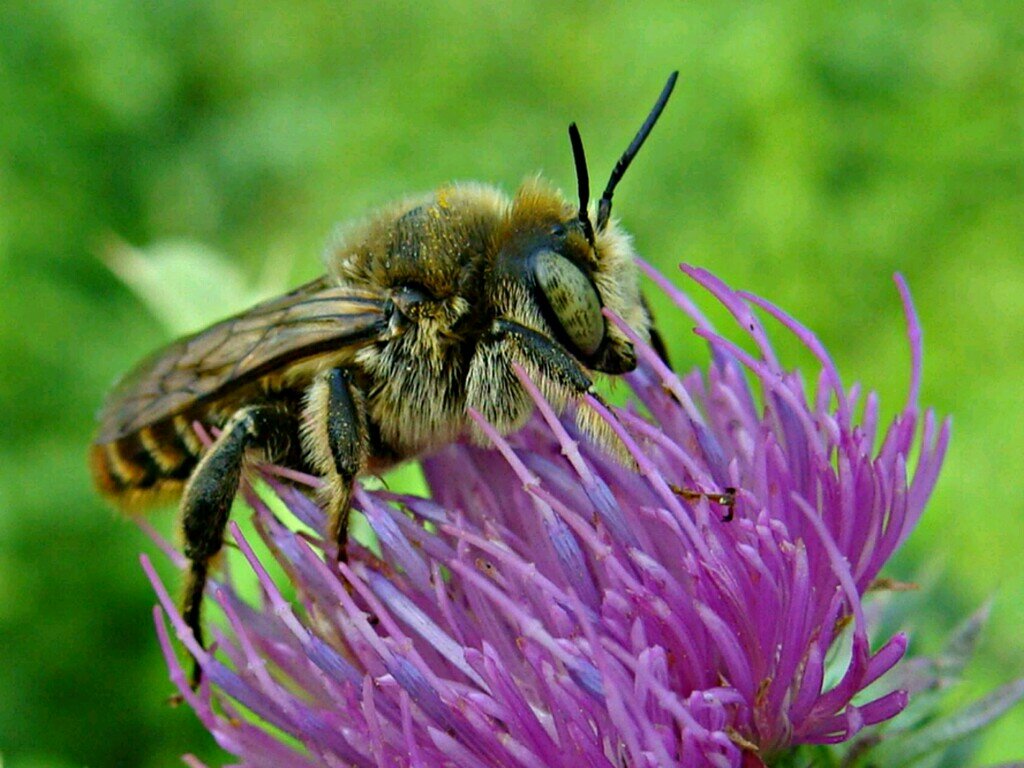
top-left (302, 368), bottom-right (369, 561)
top-left (180, 402), bottom-right (295, 688)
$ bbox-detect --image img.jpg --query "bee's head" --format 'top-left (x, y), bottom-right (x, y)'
top-left (498, 72), bottom-right (678, 375)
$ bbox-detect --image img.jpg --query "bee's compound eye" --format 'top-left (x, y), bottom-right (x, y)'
top-left (534, 251), bottom-right (604, 357)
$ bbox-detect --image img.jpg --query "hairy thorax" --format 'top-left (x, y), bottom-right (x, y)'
top-left (325, 186), bottom-right (506, 461)
top-left (355, 315), bottom-right (473, 461)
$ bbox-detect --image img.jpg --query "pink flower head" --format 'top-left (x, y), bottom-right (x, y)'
top-left (145, 264), bottom-right (949, 767)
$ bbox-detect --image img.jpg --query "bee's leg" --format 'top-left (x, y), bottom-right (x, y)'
top-left (480, 317), bottom-right (643, 461)
top-left (493, 319), bottom-right (735, 518)
top-left (302, 368), bottom-right (368, 561)
top-left (641, 294), bottom-right (673, 370)
top-left (492, 319), bottom-right (594, 394)
top-left (180, 403), bottom-right (294, 688)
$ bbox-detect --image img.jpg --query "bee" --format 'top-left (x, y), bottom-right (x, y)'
top-left (91, 73), bottom-right (688, 686)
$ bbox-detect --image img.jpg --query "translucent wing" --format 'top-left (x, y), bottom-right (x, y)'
top-left (95, 277), bottom-right (388, 442)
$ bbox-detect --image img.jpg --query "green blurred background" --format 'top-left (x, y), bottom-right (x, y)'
top-left (1, 1), bottom-right (1021, 765)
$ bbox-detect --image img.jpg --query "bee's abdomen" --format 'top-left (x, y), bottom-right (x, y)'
top-left (90, 415), bottom-right (203, 509)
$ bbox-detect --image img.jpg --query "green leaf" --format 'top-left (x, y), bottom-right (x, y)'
top-left (101, 240), bottom-right (279, 335)
top-left (936, 600), bottom-right (993, 685)
top-left (886, 601), bottom-right (993, 734)
top-left (777, 744), bottom-right (843, 768)
top-left (870, 679), bottom-right (1024, 766)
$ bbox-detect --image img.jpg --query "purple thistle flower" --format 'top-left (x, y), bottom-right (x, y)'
top-left (144, 264), bottom-right (949, 767)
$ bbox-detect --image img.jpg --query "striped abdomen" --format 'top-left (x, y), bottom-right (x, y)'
top-left (88, 279), bottom-right (389, 511)
top-left (89, 413), bottom-right (208, 511)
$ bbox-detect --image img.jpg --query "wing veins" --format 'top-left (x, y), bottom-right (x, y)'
top-left (96, 285), bottom-right (390, 442)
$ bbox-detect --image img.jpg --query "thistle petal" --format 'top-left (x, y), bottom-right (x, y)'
top-left (146, 266), bottom-right (954, 767)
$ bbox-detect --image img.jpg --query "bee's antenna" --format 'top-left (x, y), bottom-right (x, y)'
top-left (596, 71), bottom-right (678, 231)
top-left (568, 122), bottom-right (595, 245)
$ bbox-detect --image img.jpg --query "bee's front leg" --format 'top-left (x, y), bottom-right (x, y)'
top-left (180, 402), bottom-right (295, 688)
top-left (466, 318), bottom-right (596, 433)
top-left (487, 320), bottom-right (735, 517)
top-left (641, 294), bottom-right (673, 370)
top-left (491, 319), bottom-right (594, 395)
top-left (302, 368), bottom-right (369, 560)
top-left (483, 318), bottom-right (624, 444)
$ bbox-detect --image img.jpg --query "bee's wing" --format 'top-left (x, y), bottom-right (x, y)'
top-left (96, 277), bottom-right (389, 443)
